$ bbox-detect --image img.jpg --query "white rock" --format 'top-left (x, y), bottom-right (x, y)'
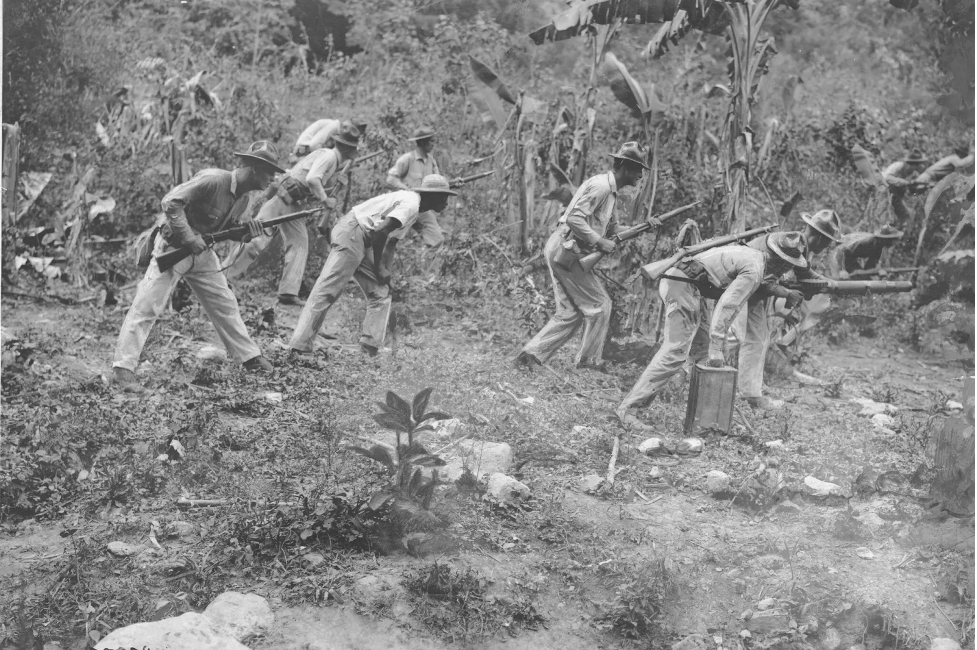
top-left (649, 466), bottom-right (663, 479)
top-left (946, 401), bottom-right (963, 411)
top-left (486, 473), bottom-right (531, 503)
top-left (705, 470), bottom-right (732, 494)
top-left (95, 612), bottom-right (248, 650)
top-left (258, 391), bottom-right (283, 404)
top-left (675, 438), bottom-right (704, 455)
top-left (756, 597), bottom-right (776, 611)
top-left (822, 627), bottom-right (842, 650)
top-left (106, 541), bottom-right (145, 557)
top-left (850, 398), bottom-right (897, 416)
top-left (434, 440), bottom-right (513, 482)
top-left (855, 547), bottom-right (875, 560)
top-left (203, 592), bottom-right (274, 642)
top-left (430, 418), bottom-right (465, 441)
top-left (302, 552), bottom-right (326, 567)
top-left (638, 438), bottom-right (665, 455)
top-left (764, 440), bottom-right (784, 449)
top-left (579, 474), bottom-right (604, 492)
top-left (871, 414), bottom-right (895, 428)
top-left (196, 346), bottom-right (227, 363)
top-left (804, 476), bottom-right (844, 497)
top-left (931, 639), bottom-right (962, 650)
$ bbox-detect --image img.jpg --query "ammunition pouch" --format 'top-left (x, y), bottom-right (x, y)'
top-left (277, 176), bottom-right (311, 206)
top-left (551, 223), bottom-right (595, 271)
top-left (672, 259), bottom-right (724, 300)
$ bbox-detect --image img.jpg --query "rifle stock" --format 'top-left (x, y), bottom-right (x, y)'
top-left (449, 169), bottom-right (496, 188)
top-left (640, 223), bottom-right (777, 283)
top-left (578, 201), bottom-right (700, 273)
top-left (155, 208), bottom-right (320, 273)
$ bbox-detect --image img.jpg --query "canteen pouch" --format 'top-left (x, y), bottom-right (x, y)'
top-left (551, 239), bottom-right (581, 270)
top-left (134, 215), bottom-right (165, 268)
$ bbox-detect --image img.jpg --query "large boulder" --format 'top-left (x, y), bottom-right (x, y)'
top-left (94, 612), bottom-right (248, 650)
top-left (202, 592), bottom-right (273, 642)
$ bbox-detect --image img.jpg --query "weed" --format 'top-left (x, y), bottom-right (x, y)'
top-left (869, 383), bottom-right (899, 404)
top-left (594, 558), bottom-right (675, 641)
top-left (823, 374), bottom-right (846, 399)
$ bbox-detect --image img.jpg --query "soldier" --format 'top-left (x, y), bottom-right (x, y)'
top-left (224, 123), bottom-right (362, 305)
top-left (882, 149), bottom-right (929, 223)
top-left (385, 126), bottom-right (446, 263)
top-left (830, 225), bottom-right (905, 278)
top-left (737, 209), bottom-right (842, 411)
top-left (290, 117), bottom-right (368, 163)
top-left (109, 142), bottom-right (286, 391)
top-left (514, 142), bottom-right (651, 371)
top-left (287, 175), bottom-right (458, 358)
top-left (616, 233), bottom-right (809, 430)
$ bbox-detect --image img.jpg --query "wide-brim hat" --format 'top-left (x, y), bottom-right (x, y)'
top-left (609, 141), bottom-right (651, 170)
top-left (333, 122), bottom-right (361, 148)
top-left (415, 174), bottom-right (457, 196)
top-left (902, 149), bottom-right (927, 164)
top-left (800, 209), bottom-right (842, 243)
top-left (408, 126), bottom-right (437, 142)
top-left (875, 224), bottom-right (905, 239)
top-left (233, 141), bottom-right (286, 174)
top-left (766, 232), bottom-right (808, 269)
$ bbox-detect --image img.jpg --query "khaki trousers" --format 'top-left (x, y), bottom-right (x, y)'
top-left (521, 230), bottom-right (611, 366)
top-left (224, 195), bottom-right (310, 296)
top-left (619, 272), bottom-right (710, 412)
top-left (288, 214), bottom-right (391, 353)
top-left (113, 235), bottom-right (261, 371)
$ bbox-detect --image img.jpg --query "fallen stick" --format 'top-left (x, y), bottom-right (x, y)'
top-left (176, 497), bottom-right (296, 509)
top-left (606, 433), bottom-right (621, 486)
top-left (734, 405), bottom-right (757, 436)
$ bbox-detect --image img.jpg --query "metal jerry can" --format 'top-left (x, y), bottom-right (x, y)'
top-left (684, 363), bottom-right (738, 435)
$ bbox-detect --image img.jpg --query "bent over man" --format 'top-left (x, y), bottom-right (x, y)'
top-left (225, 123), bottom-right (361, 305)
top-left (737, 209), bottom-right (842, 411)
top-left (616, 233), bottom-right (809, 429)
top-left (830, 225), bottom-right (904, 278)
top-left (514, 142), bottom-right (650, 370)
top-left (288, 175), bottom-right (457, 358)
top-left (110, 142), bottom-right (286, 390)
top-left (386, 126), bottom-right (446, 255)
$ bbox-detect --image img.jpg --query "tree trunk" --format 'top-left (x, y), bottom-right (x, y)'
top-left (2, 124), bottom-right (21, 228)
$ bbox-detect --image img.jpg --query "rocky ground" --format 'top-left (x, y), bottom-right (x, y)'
top-left (0, 276), bottom-right (974, 650)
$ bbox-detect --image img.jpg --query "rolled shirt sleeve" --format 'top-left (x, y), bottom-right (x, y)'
top-left (161, 177), bottom-right (211, 245)
top-left (306, 150), bottom-right (340, 189)
top-left (387, 153), bottom-right (413, 182)
top-left (562, 184), bottom-right (604, 245)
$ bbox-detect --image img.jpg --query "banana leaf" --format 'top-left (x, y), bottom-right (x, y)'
top-left (468, 55), bottom-right (517, 104)
top-left (603, 52), bottom-right (650, 118)
top-left (529, 0), bottom-right (727, 46)
top-left (469, 81), bottom-right (507, 129)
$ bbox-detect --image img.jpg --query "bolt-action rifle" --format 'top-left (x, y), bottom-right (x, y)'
top-left (640, 224), bottom-right (778, 283)
top-left (784, 278), bottom-right (914, 297)
top-left (155, 208), bottom-right (321, 272)
top-left (449, 169), bottom-right (496, 188)
top-left (577, 201), bottom-right (701, 273)
top-left (848, 266), bottom-right (921, 279)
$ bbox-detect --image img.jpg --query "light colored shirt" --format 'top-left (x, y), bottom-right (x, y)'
top-left (387, 149), bottom-right (440, 188)
top-left (557, 171), bottom-right (618, 246)
top-left (161, 169), bottom-right (246, 244)
top-left (290, 148), bottom-right (345, 190)
top-left (295, 119), bottom-right (341, 150)
top-left (690, 245), bottom-right (765, 355)
top-left (352, 190), bottom-right (421, 236)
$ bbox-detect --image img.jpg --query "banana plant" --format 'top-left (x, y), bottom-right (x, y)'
top-left (349, 388), bottom-right (449, 512)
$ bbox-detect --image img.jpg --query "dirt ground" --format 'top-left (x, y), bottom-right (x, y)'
top-left (1, 282), bottom-right (974, 650)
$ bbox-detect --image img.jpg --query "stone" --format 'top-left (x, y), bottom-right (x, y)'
top-left (302, 552), bottom-right (326, 568)
top-left (822, 627), bottom-right (842, 650)
top-left (167, 521), bottom-right (196, 538)
top-left (94, 612), bottom-right (248, 650)
top-left (756, 597), bottom-right (776, 611)
top-left (850, 398), bottom-right (897, 417)
top-left (931, 639), bottom-right (962, 650)
top-left (764, 440), bottom-right (784, 449)
top-left (672, 633), bottom-right (710, 650)
top-left (106, 541), bottom-right (145, 557)
top-left (675, 438), bottom-right (703, 455)
top-left (638, 437), bottom-right (665, 455)
top-left (579, 474), bottom-right (604, 492)
top-left (202, 592), bottom-right (274, 642)
top-left (746, 609), bottom-right (790, 633)
top-left (197, 346), bottom-right (227, 363)
top-left (435, 440), bottom-right (513, 482)
top-left (430, 418), bottom-right (465, 442)
top-left (649, 466), bottom-right (663, 479)
top-left (485, 473), bottom-right (530, 503)
top-left (804, 476), bottom-right (846, 497)
top-left (705, 470), bottom-right (732, 495)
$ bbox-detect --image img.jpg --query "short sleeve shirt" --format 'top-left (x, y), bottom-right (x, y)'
top-left (387, 149), bottom-right (439, 188)
top-left (290, 148), bottom-right (343, 190)
top-left (351, 190), bottom-right (421, 236)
